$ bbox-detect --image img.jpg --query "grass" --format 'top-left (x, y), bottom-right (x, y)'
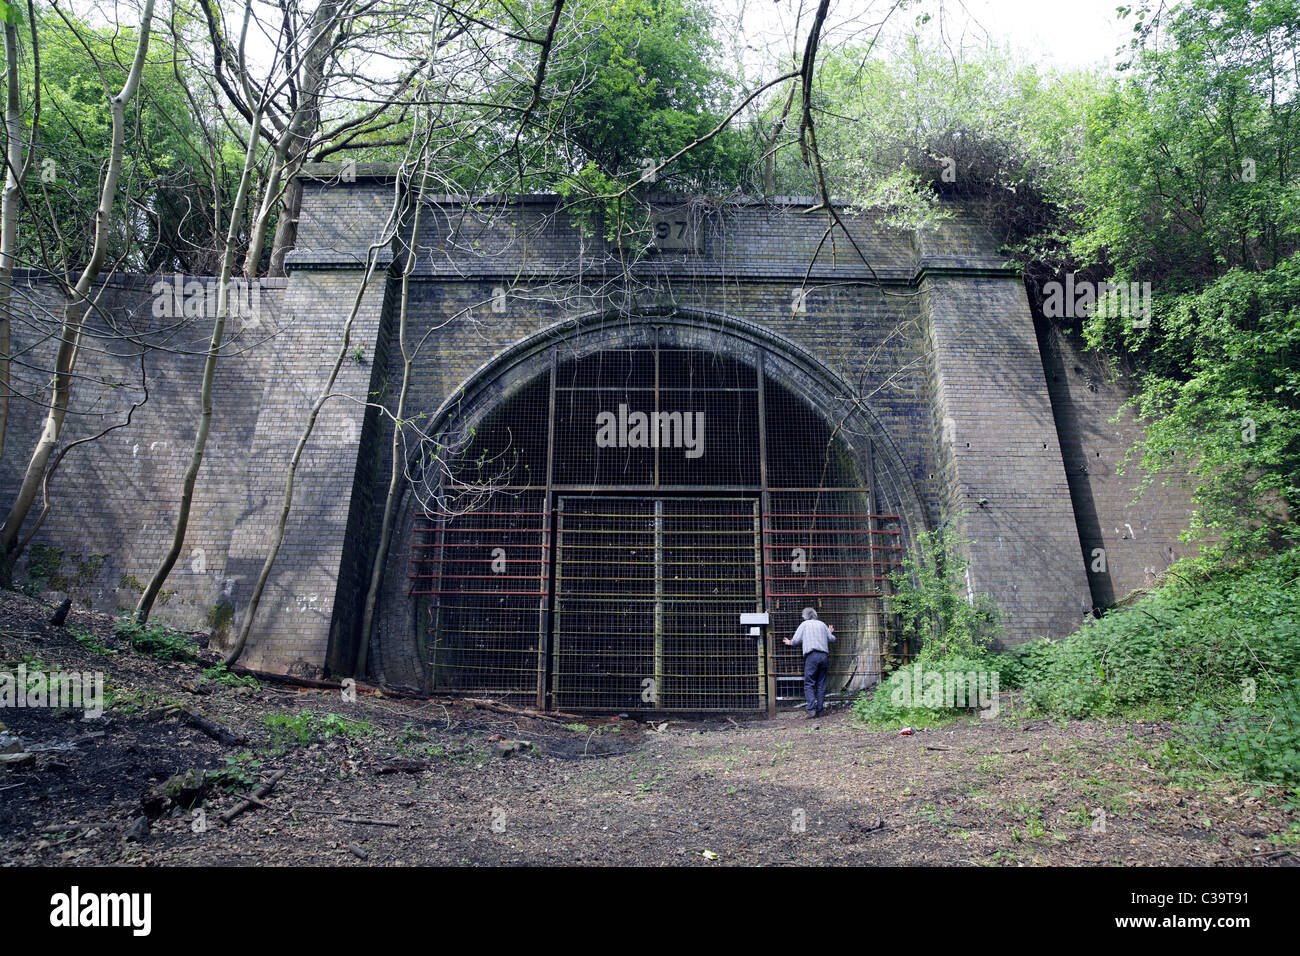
top-left (264, 711), bottom-right (376, 748)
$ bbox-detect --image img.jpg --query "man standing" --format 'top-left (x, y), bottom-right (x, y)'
top-left (783, 607), bottom-right (835, 718)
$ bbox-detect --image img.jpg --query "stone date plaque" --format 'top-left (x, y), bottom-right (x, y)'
top-left (648, 211), bottom-right (702, 252)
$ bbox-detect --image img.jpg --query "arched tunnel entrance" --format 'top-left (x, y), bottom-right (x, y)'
top-left (373, 315), bottom-right (925, 713)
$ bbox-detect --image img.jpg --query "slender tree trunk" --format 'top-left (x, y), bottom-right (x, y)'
top-left (0, 20), bottom-right (24, 461)
top-left (224, 176), bottom-right (408, 667)
top-left (245, 0), bottom-right (338, 278)
top-left (0, 0), bottom-right (155, 586)
top-left (134, 93), bottom-right (268, 623)
top-left (267, 173), bottom-right (303, 277)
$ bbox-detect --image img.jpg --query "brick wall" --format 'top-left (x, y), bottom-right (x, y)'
top-left (1036, 321), bottom-right (1198, 607)
top-left (0, 168), bottom-right (1195, 681)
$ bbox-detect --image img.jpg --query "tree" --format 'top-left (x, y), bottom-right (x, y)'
top-left (0, 0), bottom-right (157, 587)
top-left (1074, 0), bottom-right (1300, 556)
top-left (0, 0), bottom-right (38, 459)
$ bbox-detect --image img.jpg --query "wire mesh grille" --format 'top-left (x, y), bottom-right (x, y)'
top-left (552, 497), bottom-right (763, 711)
top-left (409, 493), bottom-right (547, 702)
top-left (765, 491), bottom-right (902, 699)
top-left (552, 348), bottom-right (760, 488)
top-left (412, 342), bottom-right (906, 711)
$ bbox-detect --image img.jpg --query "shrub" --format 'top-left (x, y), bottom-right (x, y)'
top-left (264, 712), bottom-right (375, 747)
top-left (113, 616), bottom-right (198, 662)
top-left (855, 654), bottom-right (998, 727)
top-left (887, 523), bottom-right (999, 666)
top-left (854, 525), bottom-right (1001, 726)
top-left (996, 547), bottom-right (1300, 788)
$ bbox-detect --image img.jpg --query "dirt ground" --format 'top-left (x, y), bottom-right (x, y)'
top-left (2, 591), bottom-right (1296, 866)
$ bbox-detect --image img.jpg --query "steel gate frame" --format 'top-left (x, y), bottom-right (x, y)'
top-left (412, 339), bottom-right (903, 713)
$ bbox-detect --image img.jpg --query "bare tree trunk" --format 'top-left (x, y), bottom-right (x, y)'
top-left (134, 69), bottom-right (268, 624)
top-left (244, 0), bottom-right (339, 278)
top-left (0, 3), bottom-right (36, 461)
top-left (133, 0), bottom-right (266, 621)
top-left (0, 20), bottom-right (23, 461)
top-left (0, 0), bottom-right (155, 585)
top-left (266, 174), bottom-right (303, 277)
top-left (224, 176), bottom-right (408, 667)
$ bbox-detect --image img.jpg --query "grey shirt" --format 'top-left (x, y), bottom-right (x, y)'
top-left (789, 619), bottom-right (835, 655)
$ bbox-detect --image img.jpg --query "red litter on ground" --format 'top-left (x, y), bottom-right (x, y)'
top-left (899, 727), bottom-right (915, 735)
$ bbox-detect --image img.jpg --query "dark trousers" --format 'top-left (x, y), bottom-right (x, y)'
top-left (803, 650), bottom-right (828, 715)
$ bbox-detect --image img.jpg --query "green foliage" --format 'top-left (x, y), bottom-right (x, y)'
top-left (1123, 257), bottom-right (1300, 556)
top-left (854, 653), bottom-right (995, 728)
top-left (202, 665), bottom-right (258, 690)
top-left (1059, 0), bottom-right (1300, 557)
top-left (854, 524), bottom-right (999, 726)
top-left (68, 625), bottom-right (116, 656)
top-left (206, 752), bottom-right (263, 793)
top-left (538, 0), bottom-right (752, 236)
top-left (113, 616), bottom-right (198, 662)
top-left (547, 0), bottom-right (748, 186)
top-left (999, 547), bottom-right (1300, 788)
top-left (888, 524), bottom-right (998, 664)
top-left (15, 7), bottom-right (232, 273)
top-left (1182, 683), bottom-right (1300, 788)
top-left (1074, 0), bottom-right (1300, 298)
top-left (22, 544), bottom-right (64, 594)
top-left (784, 37), bottom-right (1102, 237)
top-left (264, 711), bottom-right (375, 747)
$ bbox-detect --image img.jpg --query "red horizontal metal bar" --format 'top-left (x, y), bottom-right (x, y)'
top-left (764, 591), bottom-right (888, 598)
top-left (409, 589), bottom-right (547, 596)
top-left (767, 575), bottom-right (894, 581)
top-left (409, 573), bottom-right (544, 581)
top-left (411, 542), bottom-right (546, 548)
top-left (764, 527), bottom-right (901, 535)
top-left (412, 530), bottom-right (541, 536)
top-left (765, 513), bottom-right (901, 519)
top-left (759, 546), bottom-right (904, 554)
top-left (416, 511), bottom-right (546, 517)
top-left (410, 558), bottom-right (544, 564)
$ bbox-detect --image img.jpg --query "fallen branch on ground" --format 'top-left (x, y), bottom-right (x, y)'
top-left (182, 710), bottom-right (249, 746)
top-left (220, 769), bottom-right (286, 825)
top-left (339, 817), bottom-right (400, 827)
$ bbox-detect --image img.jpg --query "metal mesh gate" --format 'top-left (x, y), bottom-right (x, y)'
top-left (552, 497), bottom-right (763, 711)
top-left (408, 494), bottom-right (547, 703)
top-left (765, 491), bottom-right (902, 700)
top-left (410, 342), bottom-right (907, 711)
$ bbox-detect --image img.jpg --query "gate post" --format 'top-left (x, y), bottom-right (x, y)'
top-left (743, 612), bottom-right (775, 717)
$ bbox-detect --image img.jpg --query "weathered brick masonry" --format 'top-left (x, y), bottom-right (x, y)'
top-left (1, 165), bottom-right (1193, 683)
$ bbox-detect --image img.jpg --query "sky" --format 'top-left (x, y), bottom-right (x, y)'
top-left (718, 0), bottom-right (1139, 73)
top-left (947, 0), bottom-right (1137, 68)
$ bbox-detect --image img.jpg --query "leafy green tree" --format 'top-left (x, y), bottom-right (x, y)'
top-left (17, 5), bottom-right (227, 274)
top-left (1127, 257), bottom-right (1300, 555)
top-left (769, 36), bottom-right (1102, 237)
top-left (522, 0), bottom-right (754, 235)
top-left (1073, 0), bottom-right (1300, 556)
